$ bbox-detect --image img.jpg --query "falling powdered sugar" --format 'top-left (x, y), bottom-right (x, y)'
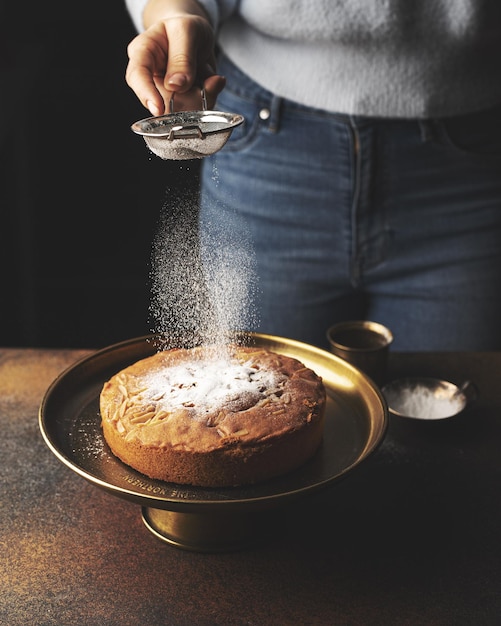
top-left (149, 169), bottom-right (259, 354)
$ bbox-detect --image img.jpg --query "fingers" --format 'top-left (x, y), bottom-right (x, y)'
top-left (126, 26), bottom-right (169, 116)
top-left (125, 15), bottom-right (222, 117)
top-left (203, 74), bottom-right (227, 108)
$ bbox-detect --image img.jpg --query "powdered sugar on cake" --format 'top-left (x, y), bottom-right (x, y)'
top-left (143, 357), bottom-right (283, 418)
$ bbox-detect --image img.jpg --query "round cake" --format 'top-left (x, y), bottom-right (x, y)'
top-left (99, 345), bottom-right (326, 487)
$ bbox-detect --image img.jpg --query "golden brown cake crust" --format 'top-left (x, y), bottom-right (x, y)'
top-left (100, 345), bottom-right (326, 487)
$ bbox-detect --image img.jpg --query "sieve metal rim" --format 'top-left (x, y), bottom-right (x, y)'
top-left (131, 87), bottom-right (244, 139)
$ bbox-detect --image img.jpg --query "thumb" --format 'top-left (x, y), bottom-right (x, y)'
top-left (166, 53), bottom-right (194, 91)
top-left (164, 20), bottom-right (201, 92)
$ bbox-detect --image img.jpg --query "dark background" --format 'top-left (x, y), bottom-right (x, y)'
top-left (0, 1), bottom-right (200, 348)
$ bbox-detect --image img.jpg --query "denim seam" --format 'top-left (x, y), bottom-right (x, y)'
top-left (268, 96), bottom-right (283, 133)
top-left (349, 117), bottom-right (362, 289)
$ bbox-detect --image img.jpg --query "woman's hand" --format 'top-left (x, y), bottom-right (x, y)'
top-left (125, 2), bottom-right (226, 115)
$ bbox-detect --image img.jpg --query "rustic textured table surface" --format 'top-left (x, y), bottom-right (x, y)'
top-left (1, 347), bottom-right (500, 625)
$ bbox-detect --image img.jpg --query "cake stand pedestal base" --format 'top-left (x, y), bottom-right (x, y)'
top-left (142, 506), bottom-right (280, 552)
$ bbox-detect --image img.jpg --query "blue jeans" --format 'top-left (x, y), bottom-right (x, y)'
top-left (199, 54), bottom-right (501, 351)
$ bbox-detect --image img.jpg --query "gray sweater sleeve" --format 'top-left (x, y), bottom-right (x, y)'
top-left (124, 0), bottom-right (238, 32)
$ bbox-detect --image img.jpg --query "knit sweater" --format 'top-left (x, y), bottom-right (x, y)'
top-left (125, 0), bottom-right (501, 118)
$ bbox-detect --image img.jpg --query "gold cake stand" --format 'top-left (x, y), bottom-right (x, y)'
top-left (39, 333), bottom-right (387, 551)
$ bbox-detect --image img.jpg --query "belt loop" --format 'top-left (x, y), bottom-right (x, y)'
top-left (268, 95), bottom-right (283, 133)
top-left (418, 120), bottom-right (435, 142)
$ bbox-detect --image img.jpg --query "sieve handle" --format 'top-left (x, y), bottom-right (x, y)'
top-left (169, 87), bottom-right (208, 114)
top-left (167, 125), bottom-right (205, 141)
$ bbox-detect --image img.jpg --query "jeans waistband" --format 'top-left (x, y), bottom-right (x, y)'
top-left (217, 51), bottom-right (501, 137)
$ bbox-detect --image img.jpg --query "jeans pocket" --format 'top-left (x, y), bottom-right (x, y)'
top-left (216, 88), bottom-right (269, 152)
top-left (436, 103), bottom-right (501, 161)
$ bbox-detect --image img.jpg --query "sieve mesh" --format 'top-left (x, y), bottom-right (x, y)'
top-left (131, 90), bottom-right (244, 160)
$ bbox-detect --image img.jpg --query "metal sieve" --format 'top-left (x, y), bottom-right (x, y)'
top-left (131, 88), bottom-right (244, 160)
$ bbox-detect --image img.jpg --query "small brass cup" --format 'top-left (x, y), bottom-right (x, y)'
top-left (326, 320), bottom-right (393, 386)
